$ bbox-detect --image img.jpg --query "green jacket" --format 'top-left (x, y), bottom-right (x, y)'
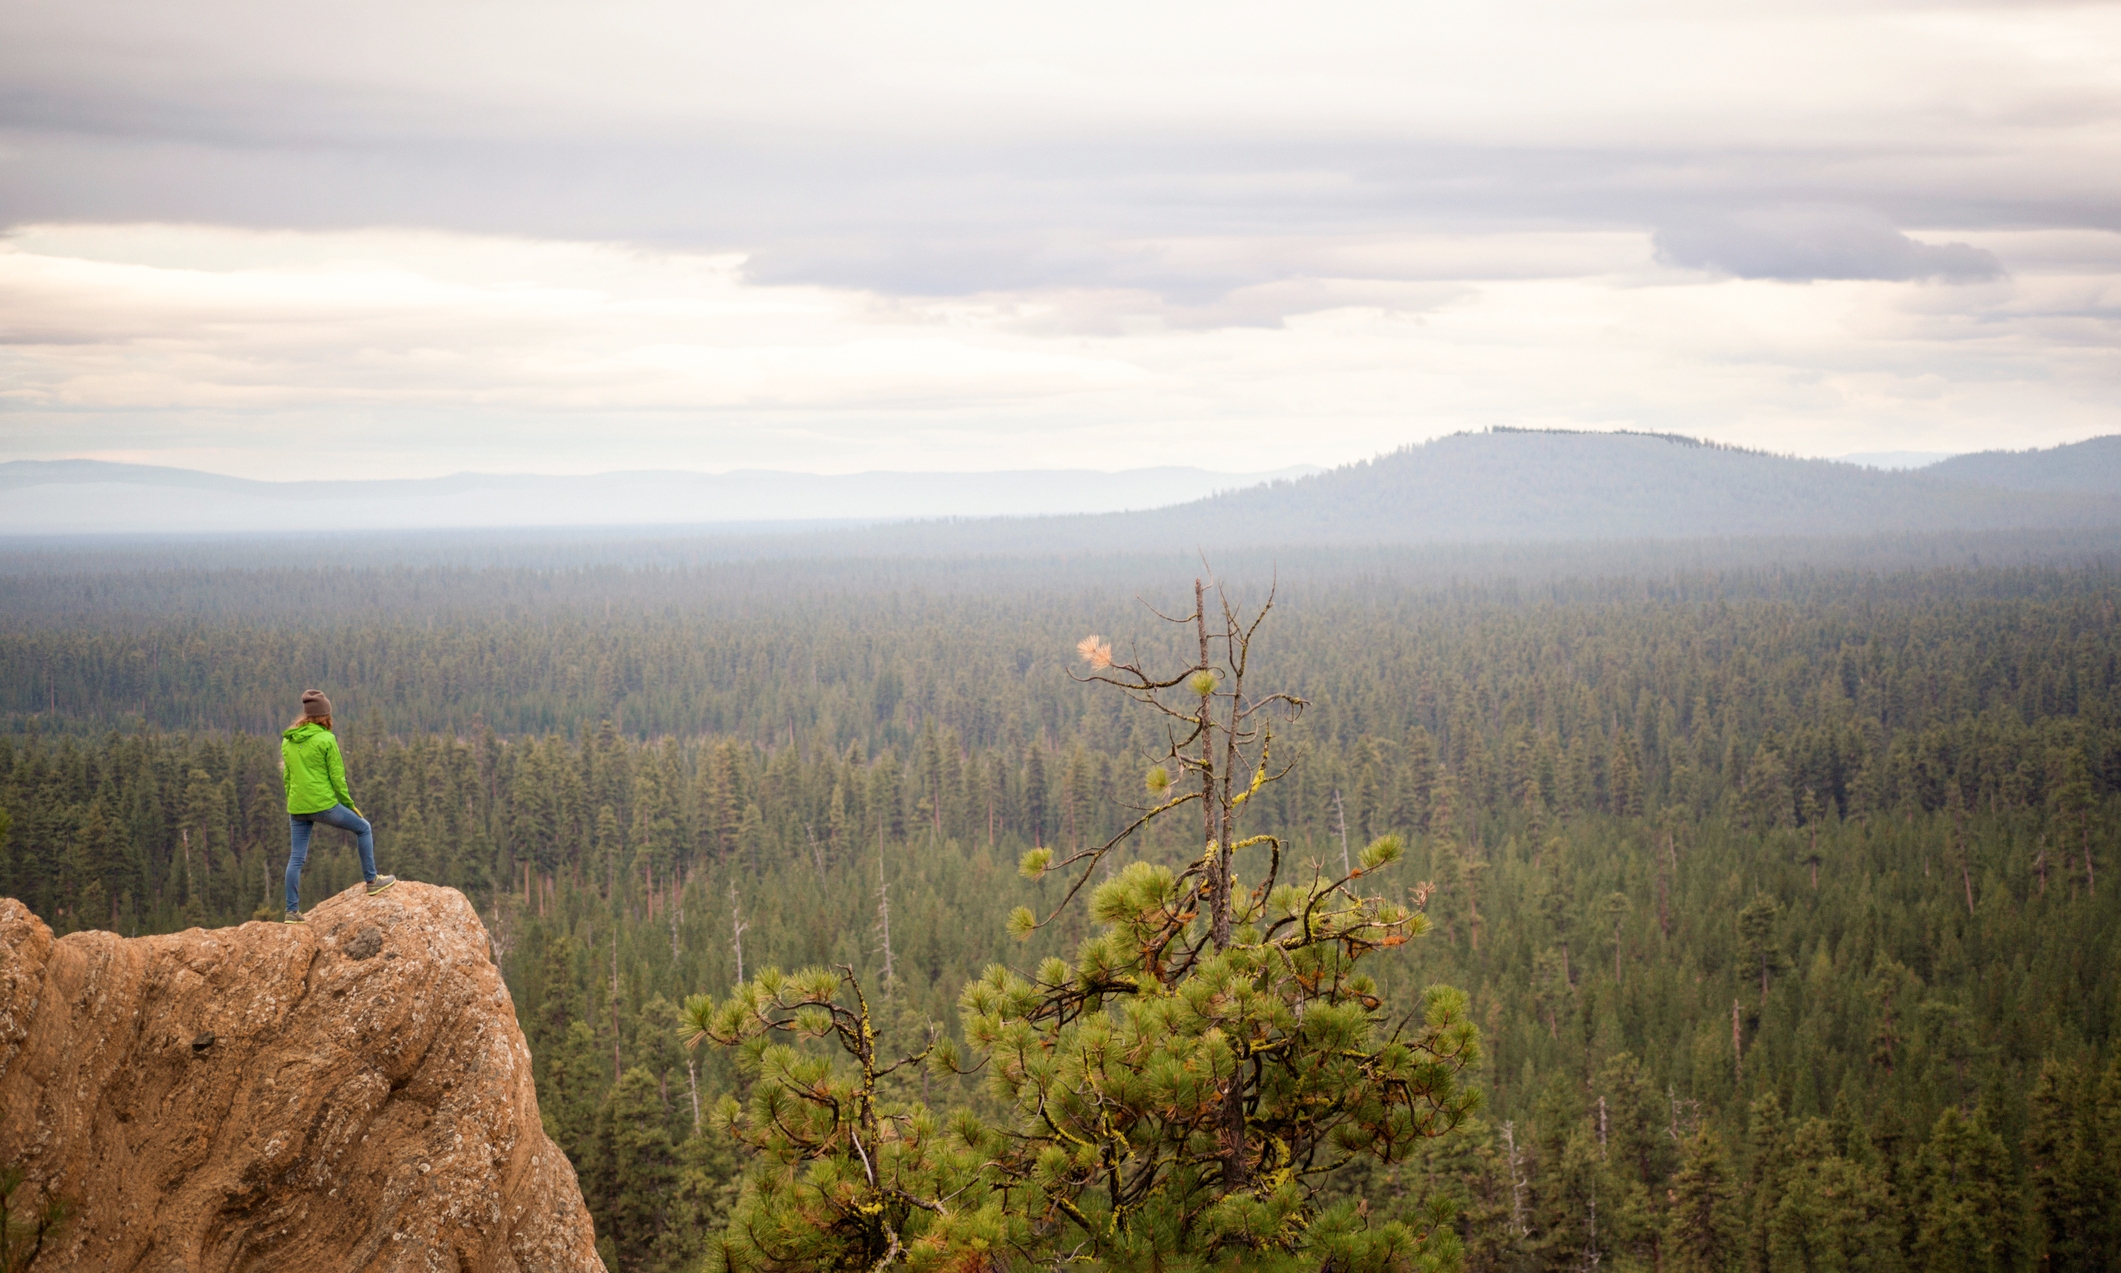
top-left (282, 722), bottom-right (356, 815)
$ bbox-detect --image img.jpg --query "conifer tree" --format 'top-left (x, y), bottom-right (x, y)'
top-left (1532, 948), bottom-right (1568, 1040)
top-left (1600, 892), bottom-right (1630, 987)
top-left (1798, 789), bottom-right (1824, 888)
top-left (2024, 1058), bottom-right (2097, 1272)
top-left (1743, 1093), bottom-right (1790, 1273)
top-left (1459, 852), bottom-right (1488, 959)
top-left (1609, 742), bottom-right (1643, 819)
top-left (1538, 837), bottom-right (1574, 987)
top-left (70, 802), bottom-right (124, 933)
top-left (595, 806), bottom-right (623, 897)
top-left (1592, 1052), bottom-right (1667, 1191)
top-left (599, 1067), bottom-right (678, 1272)
top-left (1765, 1117), bottom-right (1902, 1273)
top-left (1911, 1106), bottom-right (2016, 1273)
top-left (1742, 750), bottom-right (1793, 832)
top-left (1022, 746), bottom-right (1047, 847)
top-left (702, 743), bottom-right (742, 862)
top-left (687, 582), bottom-right (1480, 1271)
top-left (547, 1019), bottom-right (607, 1170)
top-left (1867, 958), bottom-right (1917, 1076)
top-left (1736, 894), bottom-right (1784, 1008)
top-left (1397, 728), bottom-right (1436, 830)
top-left (2048, 749), bottom-right (2096, 895)
top-left (1666, 1126), bottom-right (1740, 1273)
top-left (2090, 1056), bottom-right (2121, 1268)
top-left (658, 1124), bottom-right (743, 1273)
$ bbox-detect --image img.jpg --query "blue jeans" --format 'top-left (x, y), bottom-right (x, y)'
top-left (288, 804), bottom-right (377, 911)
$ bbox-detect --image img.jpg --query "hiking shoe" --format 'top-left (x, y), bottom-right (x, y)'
top-left (284, 909), bottom-right (306, 924)
top-left (366, 875), bottom-right (399, 897)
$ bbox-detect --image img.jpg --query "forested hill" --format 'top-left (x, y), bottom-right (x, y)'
top-left (1928, 436), bottom-right (2121, 494)
top-left (871, 431), bottom-right (2121, 553)
top-left (628, 431), bottom-right (2121, 558)
top-left (6, 432), bottom-right (2118, 553)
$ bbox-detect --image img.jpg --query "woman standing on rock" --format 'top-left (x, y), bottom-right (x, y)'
top-left (282, 690), bottom-right (395, 923)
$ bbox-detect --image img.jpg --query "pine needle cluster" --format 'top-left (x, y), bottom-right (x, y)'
top-left (685, 580), bottom-right (1481, 1271)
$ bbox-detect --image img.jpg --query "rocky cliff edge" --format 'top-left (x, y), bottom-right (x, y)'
top-left (0, 882), bottom-right (602, 1272)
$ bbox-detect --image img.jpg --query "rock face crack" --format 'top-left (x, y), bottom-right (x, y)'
top-left (0, 884), bottom-right (600, 1273)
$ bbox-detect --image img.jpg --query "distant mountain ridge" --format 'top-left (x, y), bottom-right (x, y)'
top-left (1834, 450), bottom-right (1956, 471)
top-left (1926, 435), bottom-right (2121, 493)
top-left (2, 432), bottom-right (2115, 543)
top-left (752, 430), bottom-right (2121, 555)
top-left (1162, 429), bottom-right (2121, 541)
top-left (0, 461), bottom-right (1320, 535)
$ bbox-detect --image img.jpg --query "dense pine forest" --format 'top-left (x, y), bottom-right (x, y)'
top-left (1, 554), bottom-right (2117, 1270)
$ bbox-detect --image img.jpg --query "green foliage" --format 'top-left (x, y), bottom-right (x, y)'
top-left (953, 871), bottom-right (1476, 1263)
top-left (1666, 1126), bottom-right (1740, 1273)
top-left (595, 1068), bottom-right (679, 1270)
top-left (0, 1154), bottom-right (70, 1273)
top-left (5, 558), bottom-right (2121, 1269)
top-left (682, 587), bottom-right (1482, 1269)
top-left (693, 964), bottom-right (998, 1271)
top-left (2023, 1055), bottom-right (2121, 1272)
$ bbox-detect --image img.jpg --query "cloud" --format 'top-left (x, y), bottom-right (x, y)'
top-left (1, 0), bottom-right (2114, 312)
top-left (0, 1), bottom-right (2116, 473)
top-left (1653, 206), bottom-right (2006, 282)
top-left (0, 223), bottom-right (2113, 479)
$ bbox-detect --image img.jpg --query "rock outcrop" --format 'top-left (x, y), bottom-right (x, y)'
top-left (0, 883), bottom-right (602, 1272)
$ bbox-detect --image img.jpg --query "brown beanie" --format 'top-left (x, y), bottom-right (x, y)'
top-left (300, 689), bottom-right (333, 720)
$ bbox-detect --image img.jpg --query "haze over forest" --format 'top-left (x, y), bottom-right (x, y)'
top-left (5, 430), bottom-right (2119, 541)
top-left (5, 427), bottom-right (2121, 1269)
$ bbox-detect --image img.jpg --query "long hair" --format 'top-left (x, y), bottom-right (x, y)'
top-left (290, 713), bottom-right (333, 731)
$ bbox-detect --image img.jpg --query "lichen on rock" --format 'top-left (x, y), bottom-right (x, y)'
top-left (0, 882), bottom-right (602, 1272)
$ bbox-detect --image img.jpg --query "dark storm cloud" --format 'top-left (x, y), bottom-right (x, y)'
top-left (1652, 206), bottom-right (2006, 282)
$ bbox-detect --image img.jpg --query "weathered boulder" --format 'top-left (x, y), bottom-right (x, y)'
top-left (0, 882), bottom-right (602, 1272)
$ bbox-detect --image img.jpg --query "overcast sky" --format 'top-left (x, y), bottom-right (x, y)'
top-left (2, 0), bottom-right (2117, 479)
